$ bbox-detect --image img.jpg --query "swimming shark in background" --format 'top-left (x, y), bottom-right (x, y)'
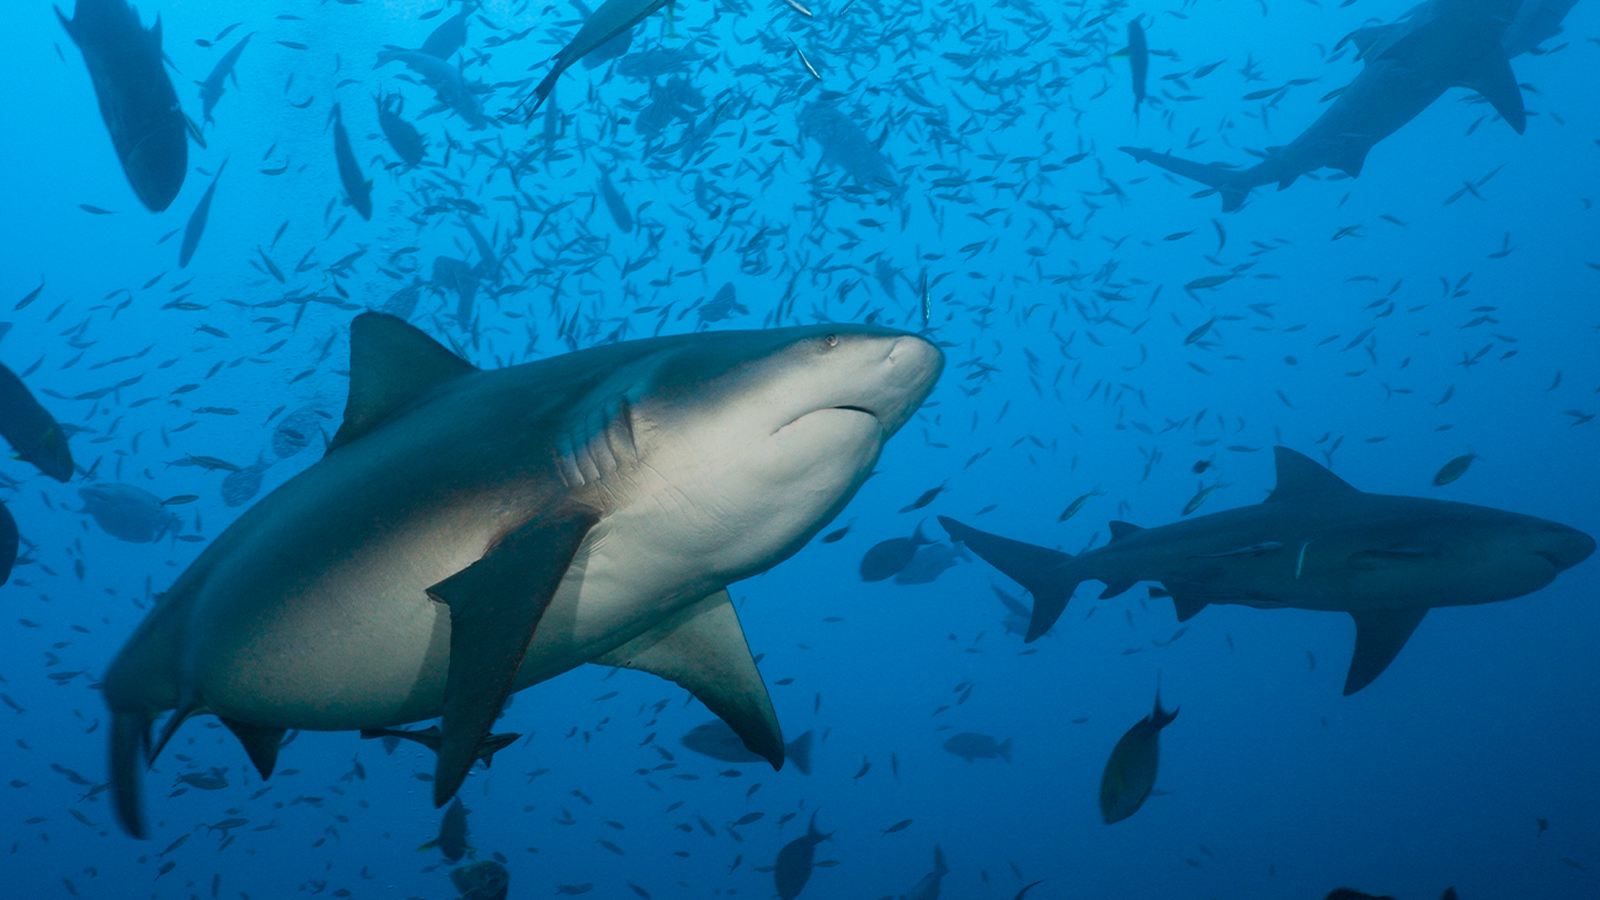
top-left (1118, 0), bottom-right (1533, 211)
top-left (55, 0), bottom-right (189, 212)
top-left (940, 447), bottom-right (1594, 696)
top-left (103, 313), bottom-right (942, 837)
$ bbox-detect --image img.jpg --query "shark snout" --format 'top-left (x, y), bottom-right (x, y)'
top-left (870, 334), bottom-right (943, 432)
top-left (1532, 525), bottom-right (1596, 571)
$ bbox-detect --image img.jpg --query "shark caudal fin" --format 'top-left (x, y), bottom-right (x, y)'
top-left (938, 517), bottom-right (1079, 642)
top-left (1119, 146), bottom-right (1254, 211)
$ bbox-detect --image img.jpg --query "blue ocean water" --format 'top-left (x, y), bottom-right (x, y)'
top-left (2, 0), bottom-right (1597, 897)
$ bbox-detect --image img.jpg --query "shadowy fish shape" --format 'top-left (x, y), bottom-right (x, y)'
top-left (179, 158), bottom-right (226, 268)
top-left (376, 92), bottom-right (426, 168)
top-left (0, 362), bottom-right (75, 481)
top-left (680, 719), bottom-right (814, 775)
top-left (522, 0), bottom-right (671, 117)
top-left (1100, 688), bottom-right (1177, 823)
top-left (420, 796), bottom-right (471, 862)
top-left (197, 32), bottom-right (252, 125)
top-left (330, 103), bottom-right (372, 220)
top-left (893, 541), bottom-right (969, 585)
top-left (450, 859), bottom-right (509, 900)
top-left (859, 523), bottom-right (932, 581)
top-left (0, 500), bottom-right (17, 586)
top-left (56, 0), bottom-right (188, 211)
top-left (271, 407), bottom-right (324, 459)
top-left (80, 483), bottom-right (181, 542)
top-left (905, 845), bottom-right (948, 900)
top-left (774, 811), bottom-right (831, 899)
top-left (1432, 452), bottom-right (1478, 486)
top-left (942, 731), bottom-right (1012, 763)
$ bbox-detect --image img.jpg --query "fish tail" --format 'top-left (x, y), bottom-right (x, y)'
top-left (785, 730), bottom-right (814, 776)
top-left (110, 707), bottom-right (153, 838)
top-left (996, 738), bottom-right (1013, 763)
top-left (1118, 146), bottom-right (1253, 212)
top-left (936, 517), bottom-right (1080, 642)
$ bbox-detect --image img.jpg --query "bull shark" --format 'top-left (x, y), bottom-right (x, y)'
top-left (940, 447), bottom-right (1593, 695)
top-left (103, 314), bottom-right (941, 837)
top-left (1118, 0), bottom-right (1529, 211)
top-left (56, 0), bottom-right (189, 211)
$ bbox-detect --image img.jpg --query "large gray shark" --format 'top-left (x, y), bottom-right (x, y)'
top-left (940, 448), bottom-right (1593, 695)
top-left (1118, 0), bottom-right (1531, 211)
top-left (104, 314), bottom-right (942, 837)
top-left (56, 0), bottom-right (188, 212)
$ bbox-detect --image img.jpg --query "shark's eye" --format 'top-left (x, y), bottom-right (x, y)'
top-left (824, 334), bottom-right (839, 348)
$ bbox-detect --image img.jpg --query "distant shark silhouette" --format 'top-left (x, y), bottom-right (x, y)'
top-left (941, 447), bottom-right (1593, 695)
top-left (1118, 0), bottom-right (1534, 210)
top-left (103, 314), bottom-right (942, 837)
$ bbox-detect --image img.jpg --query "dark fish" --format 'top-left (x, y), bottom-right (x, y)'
top-left (179, 158), bottom-right (227, 268)
top-left (376, 92), bottom-right (426, 168)
top-left (598, 167), bottom-right (633, 233)
top-left (360, 725), bottom-right (521, 768)
top-left (420, 1), bottom-right (475, 59)
top-left (56, 0), bottom-right (188, 211)
top-left (859, 524), bottom-right (932, 582)
top-left (1432, 452), bottom-right (1478, 486)
top-left (520, 0), bottom-right (671, 117)
top-left (773, 811), bottom-right (831, 900)
top-left (1120, 16), bottom-right (1150, 123)
top-left (330, 103), bottom-right (372, 220)
top-left (271, 407), bottom-right (323, 458)
top-left (0, 500), bottom-right (17, 586)
top-left (198, 32), bottom-right (253, 124)
top-left (0, 362), bottom-right (75, 481)
top-left (80, 484), bottom-right (181, 542)
top-left (899, 482), bottom-right (947, 513)
top-left (449, 859), bottom-right (509, 900)
top-left (679, 720), bottom-right (813, 775)
top-left (941, 732), bottom-right (1012, 762)
top-left (1100, 688), bottom-right (1177, 823)
top-left (220, 459), bottom-right (269, 508)
top-left (892, 541), bottom-right (969, 585)
top-left (420, 796), bottom-right (470, 862)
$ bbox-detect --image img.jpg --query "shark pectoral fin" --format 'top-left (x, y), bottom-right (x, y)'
top-left (938, 516), bottom-right (1079, 642)
top-left (425, 508), bottom-right (599, 806)
top-left (219, 717), bottom-right (286, 780)
top-left (1344, 607), bottom-right (1428, 695)
top-left (597, 589), bottom-right (784, 769)
top-left (1457, 51), bottom-right (1526, 135)
top-left (329, 313), bottom-right (478, 452)
top-left (110, 709), bottom-right (154, 839)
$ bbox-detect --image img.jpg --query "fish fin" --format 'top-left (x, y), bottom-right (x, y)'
top-left (597, 588), bottom-right (784, 770)
top-left (1118, 146), bottom-right (1253, 211)
top-left (996, 738), bottom-right (1013, 762)
top-left (330, 313), bottom-right (477, 451)
top-left (1325, 142), bottom-right (1371, 178)
top-left (1098, 579), bottom-right (1138, 599)
top-left (110, 708), bottom-right (153, 838)
top-left (54, 6), bottom-right (77, 39)
top-left (150, 695), bottom-right (202, 763)
top-left (1456, 49), bottom-right (1526, 134)
top-left (219, 717), bottom-right (285, 780)
top-left (1344, 607), bottom-right (1428, 695)
top-left (938, 516), bottom-right (1077, 642)
top-left (1107, 521), bottom-right (1144, 542)
top-left (1265, 447), bottom-right (1359, 502)
top-left (426, 507), bottom-right (598, 806)
top-left (1341, 23), bottom-right (1402, 59)
top-left (785, 730), bottom-right (814, 776)
top-left (1170, 593), bottom-right (1208, 622)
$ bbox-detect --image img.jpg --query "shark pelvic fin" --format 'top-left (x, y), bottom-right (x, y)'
top-left (426, 507), bottom-right (599, 806)
top-left (1266, 447), bottom-right (1360, 503)
top-left (1456, 50), bottom-right (1526, 134)
top-left (1344, 607), bottom-right (1429, 695)
top-left (598, 588), bottom-right (784, 770)
top-left (330, 313), bottom-right (477, 452)
top-left (219, 717), bottom-right (287, 780)
top-left (1099, 579), bottom-right (1139, 599)
top-left (939, 516), bottom-right (1078, 642)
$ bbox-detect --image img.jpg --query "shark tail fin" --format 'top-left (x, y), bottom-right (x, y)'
top-left (933, 845), bottom-right (949, 877)
top-left (1118, 146), bottom-right (1252, 211)
top-left (784, 730), bottom-right (814, 776)
top-left (996, 738), bottom-right (1014, 762)
top-left (110, 707), bottom-right (153, 839)
top-left (937, 517), bottom-right (1079, 642)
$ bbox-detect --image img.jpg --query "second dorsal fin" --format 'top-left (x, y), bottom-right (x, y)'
top-left (330, 313), bottom-right (476, 451)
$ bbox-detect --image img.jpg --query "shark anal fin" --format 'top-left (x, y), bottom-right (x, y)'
top-left (939, 516), bottom-right (1079, 642)
top-left (1169, 592), bottom-right (1208, 622)
top-left (219, 717), bottom-right (287, 780)
top-left (597, 589), bottom-right (784, 769)
top-left (426, 508), bottom-right (598, 806)
top-left (1344, 607), bottom-right (1429, 695)
top-left (330, 313), bottom-right (477, 452)
top-left (1098, 579), bottom-right (1138, 599)
top-left (1457, 50), bottom-right (1526, 134)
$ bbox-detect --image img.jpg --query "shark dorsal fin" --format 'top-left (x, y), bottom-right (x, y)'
top-left (1108, 521), bottom-right (1144, 542)
top-left (1266, 447), bottom-right (1358, 503)
top-left (330, 313), bottom-right (476, 451)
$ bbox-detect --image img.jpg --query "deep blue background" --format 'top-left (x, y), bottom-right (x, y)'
top-left (2, 0), bottom-right (1597, 897)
